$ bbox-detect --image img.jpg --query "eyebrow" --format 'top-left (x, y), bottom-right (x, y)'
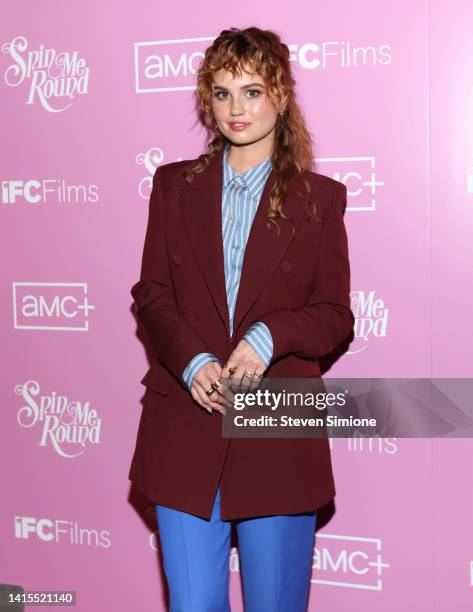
top-left (212, 82), bottom-right (265, 91)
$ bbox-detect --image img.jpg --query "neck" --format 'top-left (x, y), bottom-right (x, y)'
top-left (225, 132), bottom-right (274, 173)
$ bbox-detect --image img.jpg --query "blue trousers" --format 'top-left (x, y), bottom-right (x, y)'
top-left (156, 486), bottom-right (317, 611)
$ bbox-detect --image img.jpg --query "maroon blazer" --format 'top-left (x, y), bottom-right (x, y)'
top-left (128, 146), bottom-right (354, 520)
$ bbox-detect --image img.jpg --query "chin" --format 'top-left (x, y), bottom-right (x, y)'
top-left (225, 131), bottom-right (266, 145)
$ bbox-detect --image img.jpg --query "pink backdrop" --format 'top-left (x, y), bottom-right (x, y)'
top-left (2, 1), bottom-right (472, 610)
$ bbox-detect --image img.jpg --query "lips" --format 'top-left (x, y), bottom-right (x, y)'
top-left (229, 122), bottom-right (251, 131)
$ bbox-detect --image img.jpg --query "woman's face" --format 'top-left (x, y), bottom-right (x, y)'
top-left (210, 66), bottom-right (280, 148)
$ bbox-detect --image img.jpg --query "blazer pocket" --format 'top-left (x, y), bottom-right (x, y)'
top-left (140, 364), bottom-right (173, 396)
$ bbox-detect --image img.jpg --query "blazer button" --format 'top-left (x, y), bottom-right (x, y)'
top-left (172, 253), bottom-right (182, 266)
top-left (280, 259), bottom-right (292, 273)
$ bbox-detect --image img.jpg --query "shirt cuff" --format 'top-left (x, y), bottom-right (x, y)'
top-left (242, 322), bottom-right (273, 367)
top-left (182, 352), bottom-right (220, 390)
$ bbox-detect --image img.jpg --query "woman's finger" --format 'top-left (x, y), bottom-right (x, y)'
top-left (196, 380), bottom-right (227, 415)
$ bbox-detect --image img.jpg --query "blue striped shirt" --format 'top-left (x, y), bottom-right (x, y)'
top-left (182, 143), bottom-right (274, 389)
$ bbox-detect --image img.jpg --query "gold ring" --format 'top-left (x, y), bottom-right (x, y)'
top-left (205, 380), bottom-right (220, 396)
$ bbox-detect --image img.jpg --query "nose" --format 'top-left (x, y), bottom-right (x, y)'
top-left (230, 96), bottom-right (244, 116)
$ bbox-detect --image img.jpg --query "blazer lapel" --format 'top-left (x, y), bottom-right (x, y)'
top-left (232, 169), bottom-right (308, 337)
top-left (180, 146), bottom-right (310, 340)
top-left (181, 147), bottom-right (230, 336)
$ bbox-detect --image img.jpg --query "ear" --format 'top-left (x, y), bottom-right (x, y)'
top-left (266, 88), bottom-right (287, 115)
top-left (277, 95), bottom-right (288, 115)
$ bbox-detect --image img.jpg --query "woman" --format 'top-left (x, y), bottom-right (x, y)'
top-left (129, 26), bottom-right (354, 611)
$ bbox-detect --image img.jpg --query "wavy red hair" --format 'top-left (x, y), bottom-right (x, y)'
top-left (184, 26), bottom-right (318, 234)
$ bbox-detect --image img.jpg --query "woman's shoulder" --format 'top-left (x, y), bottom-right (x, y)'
top-left (154, 158), bottom-right (193, 181)
top-left (300, 169), bottom-right (348, 218)
top-left (152, 159), bottom-right (195, 200)
top-left (302, 168), bottom-right (346, 195)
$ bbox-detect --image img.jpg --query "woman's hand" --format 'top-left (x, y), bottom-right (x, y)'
top-left (220, 339), bottom-right (267, 392)
top-left (190, 361), bottom-right (229, 415)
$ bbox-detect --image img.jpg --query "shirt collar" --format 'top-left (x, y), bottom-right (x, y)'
top-left (222, 142), bottom-right (272, 200)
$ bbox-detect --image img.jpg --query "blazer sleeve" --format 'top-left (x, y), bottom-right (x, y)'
top-left (256, 182), bottom-right (354, 362)
top-left (131, 166), bottom-right (210, 383)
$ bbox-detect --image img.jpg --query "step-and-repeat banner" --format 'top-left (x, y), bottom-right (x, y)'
top-left (2, 1), bottom-right (472, 610)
